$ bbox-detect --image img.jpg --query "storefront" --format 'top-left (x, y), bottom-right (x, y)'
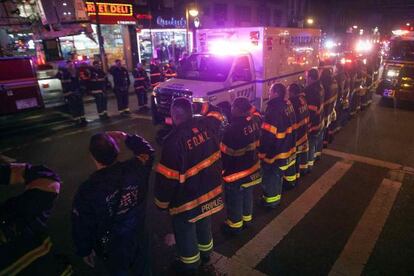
top-left (136, 14), bottom-right (193, 63)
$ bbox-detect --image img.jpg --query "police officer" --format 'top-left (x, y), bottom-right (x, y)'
top-left (288, 83), bottom-right (310, 178)
top-left (221, 97), bottom-right (262, 235)
top-left (56, 60), bottom-right (87, 126)
top-left (109, 59), bottom-right (131, 116)
top-left (89, 61), bottom-right (109, 119)
top-left (0, 163), bottom-right (71, 275)
top-left (149, 59), bottom-right (164, 89)
top-left (259, 83), bottom-right (297, 207)
top-left (304, 69), bottom-right (324, 170)
top-left (72, 131), bottom-right (154, 275)
top-left (154, 98), bottom-right (224, 274)
top-left (133, 62), bottom-right (150, 111)
top-left (320, 68), bottom-right (338, 148)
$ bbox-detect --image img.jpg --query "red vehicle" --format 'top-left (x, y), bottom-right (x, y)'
top-left (0, 57), bottom-right (44, 115)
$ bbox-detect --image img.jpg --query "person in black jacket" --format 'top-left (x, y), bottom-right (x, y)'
top-left (154, 98), bottom-right (224, 274)
top-left (56, 60), bottom-right (87, 126)
top-left (221, 97), bottom-right (262, 235)
top-left (109, 60), bottom-right (131, 116)
top-left (72, 131), bottom-right (154, 275)
top-left (133, 62), bottom-right (150, 111)
top-left (88, 61), bottom-right (109, 119)
top-left (259, 83), bottom-right (297, 208)
top-left (0, 163), bottom-right (71, 275)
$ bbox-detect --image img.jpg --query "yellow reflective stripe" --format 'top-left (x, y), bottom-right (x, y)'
top-left (261, 122), bottom-right (277, 135)
top-left (60, 265), bottom-right (74, 276)
top-left (207, 111), bottom-right (224, 122)
top-left (275, 126), bottom-right (294, 139)
top-left (294, 117), bottom-right (309, 130)
top-left (314, 152), bottom-right (322, 158)
top-left (243, 215), bottom-right (252, 222)
top-left (170, 185), bottom-right (223, 215)
top-left (263, 194), bottom-right (281, 203)
top-left (241, 177), bottom-right (262, 188)
top-left (284, 174), bottom-right (297, 182)
top-left (198, 239), bottom-right (213, 252)
top-left (223, 162), bottom-right (260, 183)
top-left (226, 219), bottom-right (243, 228)
top-left (310, 122), bottom-right (323, 132)
top-left (155, 163), bottom-right (180, 180)
top-left (1, 237), bottom-right (52, 276)
top-left (261, 147), bottom-right (297, 164)
top-left (279, 159), bottom-right (296, 171)
top-left (220, 140), bottom-right (259, 157)
top-left (189, 204), bottom-right (224, 223)
top-left (155, 198), bottom-right (169, 209)
top-left (296, 134), bottom-right (308, 147)
top-left (308, 160), bottom-right (315, 166)
top-left (299, 164), bottom-right (309, 169)
top-left (180, 151), bottom-right (221, 183)
top-left (180, 252), bottom-right (200, 264)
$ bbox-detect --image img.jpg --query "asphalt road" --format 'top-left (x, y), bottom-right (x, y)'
top-left (1, 95), bottom-right (414, 276)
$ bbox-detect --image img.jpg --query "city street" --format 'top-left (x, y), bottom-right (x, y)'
top-left (1, 95), bottom-right (414, 275)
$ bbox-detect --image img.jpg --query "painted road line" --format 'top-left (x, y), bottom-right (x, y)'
top-left (0, 154), bottom-right (16, 162)
top-left (323, 149), bottom-right (402, 170)
top-left (211, 252), bottom-right (266, 276)
top-left (329, 178), bottom-right (402, 276)
top-left (231, 160), bottom-right (353, 269)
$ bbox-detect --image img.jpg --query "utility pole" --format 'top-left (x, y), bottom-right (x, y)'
top-left (93, 0), bottom-right (108, 72)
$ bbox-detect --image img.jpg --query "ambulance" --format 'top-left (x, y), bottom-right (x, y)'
top-left (152, 27), bottom-right (321, 123)
top-left (377, 29), bottom-right (414, 102)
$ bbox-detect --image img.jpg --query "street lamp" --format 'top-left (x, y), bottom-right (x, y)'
top-left (306, 18), bottom-right (314, 26)
top-left (186, 3), bottom-right (199, 53)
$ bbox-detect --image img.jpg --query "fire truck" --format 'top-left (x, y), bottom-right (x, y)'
top-left (152, 27), bottom-right (321, 123)
top-left (377, 30), bottom-right (414, 102)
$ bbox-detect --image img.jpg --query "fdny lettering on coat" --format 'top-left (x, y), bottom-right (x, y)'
top-left (186, 129), bottom-right (211, 150)
top-left (243, 120), bottom-right (260, 136)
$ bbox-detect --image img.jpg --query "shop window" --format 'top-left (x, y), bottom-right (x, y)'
top-left (232, 56), bottom-right (252, 82)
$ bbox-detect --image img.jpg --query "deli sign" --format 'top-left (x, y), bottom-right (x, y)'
top-left (85, 2), bottom-right (135, 24)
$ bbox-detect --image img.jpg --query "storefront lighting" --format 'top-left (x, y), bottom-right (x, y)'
top-left (188, 9), bottom-right (199, 17)
top-left (306, 18), bottom-right (314, 25)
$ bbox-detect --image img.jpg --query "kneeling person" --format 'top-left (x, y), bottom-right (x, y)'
top-left (221, 97), bottom-right (262, 235)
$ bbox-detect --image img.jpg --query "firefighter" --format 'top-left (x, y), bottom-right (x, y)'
top-left (0, 163), bottom-right (72, 275)
top-left (321, 68), bottom-right (338, 148)
top-left (109, 59), bottom-right (131, 116)
top-left (56, 60), bottom-right (87, 126)
top-left (72, 131), bottom-right (154, 275)
top-left (154, 98), bottom-right (224, 274)
top-left (164, 60), bottom-right (177, 80)
top-left (221, 97), bottom-right (262, 235)
top-left (89, 61), bottom-right (109, 119)
top-left (304, 69), bottom-right (324, 170)
top-left (259, 83), bottom-right (297, 207)
top-left (288, 83), bottom-right (310, 178)
top-left (149, 59), bottom-right (164, 89)
top-left (133, 62), bottom-right (150, 111)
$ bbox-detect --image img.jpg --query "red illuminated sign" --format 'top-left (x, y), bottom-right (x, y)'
top-left (85, 2), bottom-right (135, 24)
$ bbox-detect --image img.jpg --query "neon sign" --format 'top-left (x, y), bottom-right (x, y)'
top-left (85, 2), bottom-right (133, 17)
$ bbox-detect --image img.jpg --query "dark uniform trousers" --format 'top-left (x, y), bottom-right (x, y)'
top-left (296, 142), bottom-right (309, 177)
top-left (172, 216), bottom-right (213, 269)
top-left (92, 90), bottom-right (108, 116)
top-left (114, 86), bottom-right (129, 112)
top-left (65, 92), bottom-right (85, 120)
top-left (315, 126), bottom-right (325, 160)
top-left (224, 182), bottom-right (255, 230)
top-left (308, 131), bottom-right (323, 169)
top-left (135, 86), bottom-right (147, 107)
top-left (261, 163), bottom-right (284, 206)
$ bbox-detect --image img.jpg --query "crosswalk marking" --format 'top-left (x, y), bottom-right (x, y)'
top-left (227, 160), bottom-right (353, 272)
top-left (211, 252), bottom-right (266, 276)
top-left (323, 149), bottom-right (403, 170)
top-left (329, 178), bottom-right (402, 276)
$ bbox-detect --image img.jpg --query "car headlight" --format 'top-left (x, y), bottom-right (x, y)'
top-left (386, 69), bottom-right (400, 78)
top-left (192, 97), bottom-right (208, 103)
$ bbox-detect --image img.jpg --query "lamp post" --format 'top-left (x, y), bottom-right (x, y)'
top-left (185, 4), bottom-right (198, 53)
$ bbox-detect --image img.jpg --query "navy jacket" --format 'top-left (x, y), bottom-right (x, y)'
top-left (72, 135), bottom-right (154, 268)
